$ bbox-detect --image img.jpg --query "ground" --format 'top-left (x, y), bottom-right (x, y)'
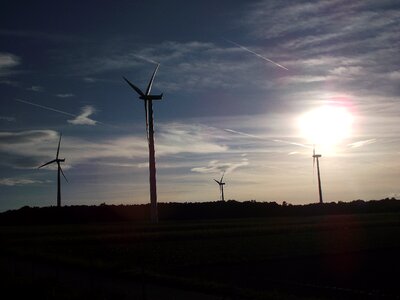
top-left (1, 213), bottom-right (399, 299)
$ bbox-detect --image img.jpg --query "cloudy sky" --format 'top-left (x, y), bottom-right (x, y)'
top-left (0, 0), bottom-right (399, 211)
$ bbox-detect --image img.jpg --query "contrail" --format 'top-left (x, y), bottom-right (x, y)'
top-left (16, 99), bottom-right (76, 118)
top-left (224, 39), bottom-right (289, 71)
top-left (224, 128), bottom-right (310, 148)
top-left (224, 128), bottom-right (262, 139)
top-left (15, 99), bottom-right (106, 126)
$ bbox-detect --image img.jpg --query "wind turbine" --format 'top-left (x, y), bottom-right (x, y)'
top-left (123, 64), bottom-right (163, 223)
top-left (312, 146), bottom-right (323, 204)
top-left (214, 172), bottom-right (226, 201)
top-left (38, 133), bottom-right (68, 207)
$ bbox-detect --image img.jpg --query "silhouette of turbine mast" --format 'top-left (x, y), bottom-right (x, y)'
top-left (123, 64), bottom-right (163, 223)
top-left (214, 172), bottom-right (226, 201)
top-left (38, 133), bottom-right (68, 207)
top-left (312, 146), bottom-right (323, 204)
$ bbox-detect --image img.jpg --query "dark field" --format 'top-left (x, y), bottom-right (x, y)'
top-left (1, 212), bottom-right (400, 299)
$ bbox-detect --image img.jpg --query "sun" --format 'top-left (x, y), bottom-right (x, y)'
top-left (298, 106), bottom-right (353, 149)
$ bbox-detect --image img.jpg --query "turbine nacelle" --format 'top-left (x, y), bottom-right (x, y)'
top-left (123, 64), bottom-right (163, 101)
top-left (139, 94), bottom-right (163, 101)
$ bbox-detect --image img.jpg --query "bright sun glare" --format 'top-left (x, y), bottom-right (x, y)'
top-left (298, 106), bottom-right (353, 148)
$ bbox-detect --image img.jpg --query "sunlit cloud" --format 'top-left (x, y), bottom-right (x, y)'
top-left (67, 105), bottom-right (97, 125)
top-left (157, 123), bottom-right (228, 155)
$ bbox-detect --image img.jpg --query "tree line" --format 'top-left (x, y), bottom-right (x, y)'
top-left (0, 198), bottom-right (399, 225)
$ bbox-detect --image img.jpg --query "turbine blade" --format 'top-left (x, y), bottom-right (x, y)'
top-left (214, 179), bottom-right (220, 184)
top-left (145, 64), bottom-right (160, 96)
top-left (56, 133), bottom-right (62, 159)
top-left (38, 159), bottom-right (57, 169)
top-left (123, 77), bottom-right (145, 97)
top-left (220, 171), bottom-right (225, 182)
top-left (312, 145), bottom-right (315, 182)
top-left (60, 166), bottom-right (68, 182)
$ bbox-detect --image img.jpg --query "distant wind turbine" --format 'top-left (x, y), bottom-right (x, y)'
top-left (214, 172), bottom-right (226, 201)
top-left (38, 133), bottom-right (68, 207)
top-left (312, 145), bottom-right (323, 204)
top-left (123, 64), bottom-right (163, 223)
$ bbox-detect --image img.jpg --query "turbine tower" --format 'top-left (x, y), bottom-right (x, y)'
top-left (123, 64), bottom-right (163, 223)
top-left (312, 146), bottom-right (323, 204)
top-left (38, 133), bottom-right (68, 207)
top-left (214, 172), bottom-right (226, 201)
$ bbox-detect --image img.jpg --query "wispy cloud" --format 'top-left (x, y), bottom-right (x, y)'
top-left (224, 128), bottom-right (261, 139)
top-left (0, 177), bottom-right (48, 186)
top-left (0, 116), bottom-right (16, 122)
top-left (238, 0), bottom-right (400, 102)
top-left (71, 41), bottom-right (280, 93)
top-left (0, 124), bottom-right (229, 170)
top-left (191, 158), bottom-right (249, 174)
top-left (56, 93), bottom-right (75, 98)
top-left (67, 105), bottom-right (97, 126)
top-left (27, 85), bottom-right (43, 92)
top-left (157, 123), bottom-right (228, 155)
top-left (0, 52), bottom-right (20, 76)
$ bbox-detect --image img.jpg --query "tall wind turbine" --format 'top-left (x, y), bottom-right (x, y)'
top-left (214, 172), bottom-right (226, 201)
top-left (38, 133), bottom-right (68, 207)
top-left (123, 64), bottom-right (163, 223)
top-left (312, 146), bottom-right (323, 204)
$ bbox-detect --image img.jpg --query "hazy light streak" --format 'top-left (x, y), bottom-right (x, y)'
top-left (224, 39), bottom-right (289, 71)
